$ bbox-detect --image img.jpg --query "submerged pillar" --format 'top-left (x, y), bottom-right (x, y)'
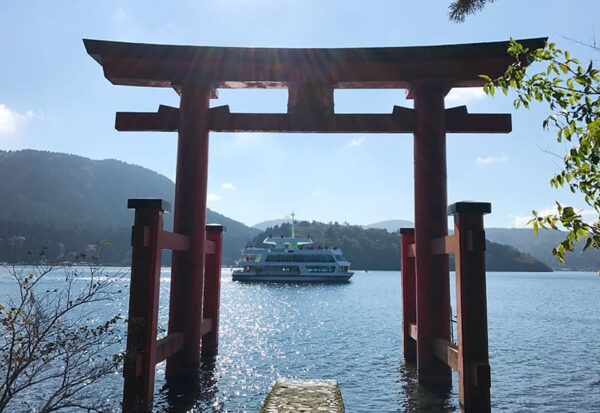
top-left (451, 202), bottom-right (492, 411)
top-left (400, 228), bottom-right (417, 362)
top-left (122, 200), bottom-right (167, 412)
top-left (201, 224), bottom-right (224, 359)
top-left (411, 83), bottom-right (452, 385)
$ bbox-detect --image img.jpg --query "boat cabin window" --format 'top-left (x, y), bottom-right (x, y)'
top-left (306, 265), bottom-right (336, 273)
top-left (265, 254), bottom-right (336, 263)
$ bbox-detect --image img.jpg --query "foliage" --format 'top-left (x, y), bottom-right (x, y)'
top-left (252, 221), bottom-right (402, 270)
top-left (251, 221), bottom-right (551, 271)
top-left (485, 228), bottom-right (600, 271)
top-left (0, 149), bottom-right (259, 266)
top-left (481, 40), bottom-right (600, 263)
top-left (448, 0), bottom-right (495, 22)
top-left (483, 240), bottom-right (551, 272)
top-left (0, 251), bottom-right (124, 412)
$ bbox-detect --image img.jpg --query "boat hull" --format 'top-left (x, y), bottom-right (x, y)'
top-left (232, 272), bottom-right (353, 283)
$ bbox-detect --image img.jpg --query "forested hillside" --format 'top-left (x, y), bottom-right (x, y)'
top-left (0, 150), bottom-right (259, 264)
top-left (0, 150), bottom-right (557, 272)
top-left (486, 228), bottom-right (599, 271)
top-left (251, 222), bottom-right (551, 271)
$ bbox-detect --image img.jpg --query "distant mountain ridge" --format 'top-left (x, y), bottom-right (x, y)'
top-left (1, 150), bottom-right (589, 271)
top-left (486, 228), bottom-right (599, 271)
top-left (365, 219), bottom-right (414, 232)
top-left (363, 218), bottom-right (599, 271)
top-left (256, 219), bottom-right (416, 232)
top-left (0, 150), bottom-right (259, 264)
top-left (253, 219), bottom-right (291, 231)
top-left (251, 221), bottom-right (551, 272)
top-left (0, 150), bottom-right (174, 229)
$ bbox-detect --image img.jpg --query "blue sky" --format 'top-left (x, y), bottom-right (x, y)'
top-left (0, 1), bottom-right (599, 227)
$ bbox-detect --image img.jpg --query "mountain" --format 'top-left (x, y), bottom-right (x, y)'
top-left (253, 218), bottom-right (290, 231)
top-left (250, 221), bottom-right (551, 272)
top-left (483, 240), bottom-right (552, 272)
top-left (0, 149), bottom-right (578, 272)
top-left (258, 219), bottom-right (416, 233)
top-left (250, 221), bottom-right (401, 270)
top-left (364, 217), bottom-right (599, 271)
top-left (486, 228), bottom-right (599, 271)
top-left (0, 150), bottom-right (259, 265)
top-left (0, 150), bottom-right (173, 229)
top-left (365, 219), bottom-right (414, 232)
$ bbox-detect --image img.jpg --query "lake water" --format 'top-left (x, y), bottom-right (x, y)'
top-left (1, 269), bottom-right (599, 412)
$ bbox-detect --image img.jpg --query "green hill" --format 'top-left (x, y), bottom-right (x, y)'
top-left (486, 228), bottom-right (599, 271)
top-left (0, 149), bottom-right (555, 272)
top-left (250, 221), bottom-right (551, 272)
top-left (363, 221), bottom-right (599, 271)
top-left (0, 150), bottom-right (259, 265)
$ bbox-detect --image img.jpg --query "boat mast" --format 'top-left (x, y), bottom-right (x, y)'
top-left (290, 211), bottom-right (295, 238)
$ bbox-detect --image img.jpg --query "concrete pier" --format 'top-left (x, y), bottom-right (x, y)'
top-left (261, 379), bottom-right (344, 413)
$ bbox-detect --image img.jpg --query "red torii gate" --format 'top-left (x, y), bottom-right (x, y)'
top-left (84, 37), bottom-right (545, 412)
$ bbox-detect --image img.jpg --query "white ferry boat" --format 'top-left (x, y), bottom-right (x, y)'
top-left (232, 214), bottom-right (353, 283)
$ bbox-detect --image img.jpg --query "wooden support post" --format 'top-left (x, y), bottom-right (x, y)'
top-left (167, 83), bottom-right (212, 378)
top-left (411, 83), bottom-right (452, 385)
top-left (122, 198), bottom-right (170, 412)
top-left (450, 202), bottom-right (492, 412)
top-left (201, 224), bottom-right (224, 359)
top-left (400, 228), bottom-right (416, 362)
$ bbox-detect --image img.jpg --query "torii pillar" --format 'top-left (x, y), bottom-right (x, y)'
top-left (166, 83), bottom-right (213, 379)
top-left (410, 83), bottom-right (451, 384)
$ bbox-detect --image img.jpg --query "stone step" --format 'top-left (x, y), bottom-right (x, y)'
top-left (261, 379), bottom-right (345, 413)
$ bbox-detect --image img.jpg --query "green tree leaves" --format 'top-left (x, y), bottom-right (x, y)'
top-left (485, 40), bottom-right (600, 264)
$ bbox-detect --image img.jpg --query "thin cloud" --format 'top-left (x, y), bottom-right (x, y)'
top-left (112, 8), bottom-right (127, 22)
top-left (476, 154), bottom-right (509, 166)
top-left (0, 104), bottom-right (33, 136)
top-left (445, 88), bottom-right (486, 104)
top-left (347, 137), bottom-right (364, 147)
top-left (581, 209), bottom-right (598, 219)
top-left (221, 182), bottom-right (237, 190)
top-left (511, 215), bottom-right (531, 228)
top-left (207, 193), bottom-right (222, 202)
top-left (111, 8), bottom-right (145, 40)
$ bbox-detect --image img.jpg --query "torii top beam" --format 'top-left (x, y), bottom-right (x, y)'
top-left (84, 38), bottom-right (546, 89)
top-left (84, 38), bottom-right (546, 134)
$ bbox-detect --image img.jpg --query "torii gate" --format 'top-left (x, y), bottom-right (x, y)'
top-left (84, 37), bottom-right (545, 412)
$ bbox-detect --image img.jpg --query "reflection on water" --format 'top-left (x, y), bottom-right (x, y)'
top-left (398, 362), bottom-right (454, 413)
top-left (156, 360), bottom-right (223, 412)
top-left (149, 270), bottom-right (460, 412)
top-left (1, 269), bottom-right (599, 412)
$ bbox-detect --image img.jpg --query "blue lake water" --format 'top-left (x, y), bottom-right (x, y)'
top-left (1, 269), bottom-right (599, 412)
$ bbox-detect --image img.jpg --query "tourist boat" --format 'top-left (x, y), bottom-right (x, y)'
top-left (232, 214), bottom-right (353, 283)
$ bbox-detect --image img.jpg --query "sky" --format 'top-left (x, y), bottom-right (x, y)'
top-left (0, 1), bottom-right (599, 228)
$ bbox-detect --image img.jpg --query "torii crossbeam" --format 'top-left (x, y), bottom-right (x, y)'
top-left (115, 104), bottom-right (512, 133)
top-left (84, 37), bottom-right (546, 412)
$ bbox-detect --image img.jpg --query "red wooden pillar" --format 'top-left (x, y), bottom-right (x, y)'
top-left (123, 199), bottom-right (169, 412)
top-left (166, 84), bottom-right (212, 378)
top-left (411, 83), bottom-right (452, 385)
top-left (201, 224), bottom-right (224, 359)
top-left (451, 202), bottom-right (492, 412)
top-left (400, 228), bottom-right (416, 362)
